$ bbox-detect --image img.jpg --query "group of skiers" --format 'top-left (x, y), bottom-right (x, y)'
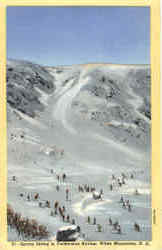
top-left (13, 168), bottom-right (143, 239)
top-left (21, 190), bottom-right (77, 227)
top-left (50, 171), bottom-right (67, 182)
top-left (86, 215), bottom-right (141, 234)
top-left (119, 196), bottom-right (132, 212)
top-left (109, 172), bottom-right (134, 191)
top-left (78, 184), bottom-right (96, 193)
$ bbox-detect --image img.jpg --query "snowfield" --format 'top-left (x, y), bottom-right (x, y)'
top-left (7, 61), bottom-right (151, 241)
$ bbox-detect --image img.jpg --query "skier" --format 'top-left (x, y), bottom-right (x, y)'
top-left (46, 200), bottom-right (50, 208)
top-left (122, 202), bottom-right (126, 209)
top-left (128, 204), bottom-right (132, 212)
top-left (97, 224), bottom-right (102, 232)
top-left (62, 173), bottom-right (66, 182)
top-left (100, 189), bottom-right (103, 195)
top-left (135, 189), bottom-right (139, 195)
top-left (134, 223), bottom-right (141, 232)
top-left (66, 215), bottom-right (70, 222)
top-left (130, 173), bottom-right (134, 179)
top-left (113, 221), bottom-right (119, 230)
top-left (87, 216), bottom-right (91, 224)
top-left (120, 196), bottom-right (124, 203)
top-left (12, 176), bottom-right (16, 181)
top-left (109, 217), bottom-right (112, 225)
top-left (66, 188), bottom-right (69, 201)
top-left (117, 225), bottom-right (121, 234)
top-left (34, 193), bottom-right (39, 200)
top-left (72, 219), bottom-right (75, 225)
top-left (27, 194), bottom-right (30, 201)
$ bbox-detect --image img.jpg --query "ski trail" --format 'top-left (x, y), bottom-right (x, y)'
top-left (53, 67), bottom-right (91, 134)
top-left (55, 78), bottom-right (76, 99)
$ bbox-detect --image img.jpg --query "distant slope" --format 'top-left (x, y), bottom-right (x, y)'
top-left (7, 60), bottom-right (55, 118)
top-left (68, 64), bottom-right (151, 150)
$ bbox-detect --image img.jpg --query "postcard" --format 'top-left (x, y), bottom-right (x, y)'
top-left (0, 0), bottom-right (161, 249)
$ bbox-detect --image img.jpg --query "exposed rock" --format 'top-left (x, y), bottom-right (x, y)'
top-left (7, 59), bottom-right (55, 117)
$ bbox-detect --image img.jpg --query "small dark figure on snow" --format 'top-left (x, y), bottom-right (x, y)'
top-left (135, 189), bottom-right (139, 195)
top-left (118, 181), bottom-right (122, 187)
top-left (34, 193), bottom-right (39, 200)
top-left (39, 202), bottom-right (42, 208)
top-left (100, 189), bottom-right (103, 195)
top-left (122, 202), bottom-right (126, 209)
top-left (126, 200), bottom-right (129, 205)
top-left (62, 173), bottom-right (66, 182)
top-left (97, 224), bottom-right (102, 232)
top-left (128, 204), bottom-right (132, 212)
top-left (120, 196), bottom-right (124, 203)
top-left (134, 223), bottom-right (141, 232)
top-left (59, 207), bottom-right (63, 216)
top-left (113, 221), bottom-right (119, 230)
top-left (66, 215), bottom-right (70, 222)
top-left (46, 200), bottom-right (50, 208)
top-left (117, 225), bottom-right (121, 234)
top-left (54, 201), bottom-right (59, 210)
top-left (12, 176), bottom-right (16, 181)
top-left (72, 219), bottom-right (75, 225)
top-left (27, 194), bottom-right (30, 201)
top-left (66, 188), bottom-right (69, 201)
top-left (109, 217), bottom-right (112, 225)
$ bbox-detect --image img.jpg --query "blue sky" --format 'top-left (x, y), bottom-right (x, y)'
top-left (7, 7), bottom-right (150, 66)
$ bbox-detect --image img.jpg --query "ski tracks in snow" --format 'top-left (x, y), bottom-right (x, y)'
top-left (53, 66), bottom-right (90, 134)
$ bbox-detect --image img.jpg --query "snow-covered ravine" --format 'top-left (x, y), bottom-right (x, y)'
top-left (7, 63), bottom-right (151, 241)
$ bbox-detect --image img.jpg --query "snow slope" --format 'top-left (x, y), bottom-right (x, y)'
top-left (7, 62), bottom-right (151, 241)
